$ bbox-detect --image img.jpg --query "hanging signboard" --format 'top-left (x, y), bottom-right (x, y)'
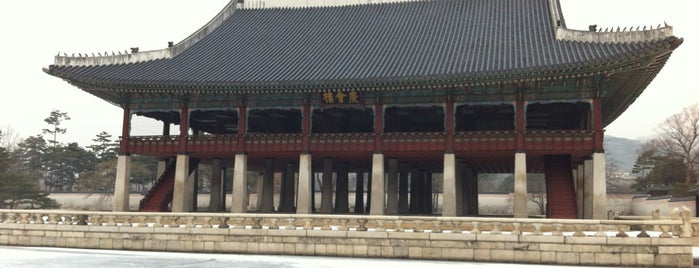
top-left (320, 89), bottom-right (362, 107)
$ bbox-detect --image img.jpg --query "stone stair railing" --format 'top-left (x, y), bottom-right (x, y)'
top-left (0, 209), bottom-right (691, 239)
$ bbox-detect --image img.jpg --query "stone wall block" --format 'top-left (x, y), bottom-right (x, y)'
top-left (564, 236), bottom-right (606, 245)
top-left (540, 243), bottom-right (571, 252)
top-left (594, 252), bottom-right (621, 266)
top-left (295, 243), bottom-right (315, 255)
top-left (490, 249), bottom-right (515, 262)
top-left (571, 244), bottom-right (602, 252)
top-left (474, 248), bottom-right (491, 261)
top-left (556, 252), bottom-right (580, 265)
top-left (519, 235), bottom-right (564, 243)
top-left (654, 254), bottom-right (679, 267)
top-left (429, 232), bottom-right (475, 241)
top-left (367, 245), bottom-right (382, 257)
top-left (99, 238), bottom-right (113, 249)
top-left (514, 250), bottom-right (540, 263)
top-left (541, 251), bottom-right (556, 263)
top-left (607, 237), bottom-right (650, 246)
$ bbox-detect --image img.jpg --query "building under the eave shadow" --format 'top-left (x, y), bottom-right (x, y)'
top-left (45, 0), bottom-right (682, 219)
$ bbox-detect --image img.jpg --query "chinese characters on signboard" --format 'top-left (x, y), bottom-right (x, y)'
top-left (320, 90), bottom-right (362, 106)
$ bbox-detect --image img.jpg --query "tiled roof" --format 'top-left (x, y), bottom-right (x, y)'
top-left (47, 0), bottom-right (680, 90)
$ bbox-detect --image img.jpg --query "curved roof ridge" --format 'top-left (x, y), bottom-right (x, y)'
top-left (239, 0), bottom-right (426, 10)
top-left (548, 0), bottom-right (674, 43)
top-left (556, 25), bottom-right (674, 44)
top-left (53, 0), bottom-right (240, 67)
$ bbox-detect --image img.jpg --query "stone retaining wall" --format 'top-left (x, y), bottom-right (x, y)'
top-left (0, 210), bottom-right (694, 267)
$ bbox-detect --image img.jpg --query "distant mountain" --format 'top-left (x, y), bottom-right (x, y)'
top-left (604, 135), bottom-right (642, 173)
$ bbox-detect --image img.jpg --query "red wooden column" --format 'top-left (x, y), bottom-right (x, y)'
top-left (445, 98), bottom-right (454, 153)
top-left (178, 105), bottom-right (189, 153)
top-left (119, 107), bottom-right (131, 154)
top-left (373, 101), bottom-right (384, 153)
top-left (302, 103), bottom-right (311, 153)
top-left (593, 97), bottom-right (603, 152)
top-left (237, 105), bottom-right (247, 153)
top-left (515, 99), bottom-right (525, 151)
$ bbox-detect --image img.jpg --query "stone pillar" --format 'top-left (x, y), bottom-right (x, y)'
top-left (583, 158), bottom-right (593, 219)
top-left (592, 153), bottom-right (607, 219)
top-left (260, 159), bottom-right (275, 213)
top-left (335, 162), bottom-right (349, 213)
top-left (297, 154), bottom-right (313, 214)
top-left (576, 164), bottom-right (585, 219)
top-left (279, 163), bottom-right (296, 213)
top-left (409, 168), bottom-right (420, 214)
top-left (319, 158), bottom-right (334, 213)
top-left (209, 159), bottom-right (223, 212)
top-left (398, 164), bottom-right (410, 214)
top-left (465, 168), bottom-right (479, 216)
top-left (231, 154), bottom-right (248, 213)
top-left (113, 155), bottom-right (131, 211)
top-left (386, 158), bottom-right (399, 215)
top-left (442, 153), bottom-right (457, 216)
top-left (355, 172), bottom-right (365, 213)
top-left (172, 154), bottom-right (191, 212)
top-left (187, 165), bottom-right (197, 212)
top-left (156, 160), bottom-right (167, 180)
top-left (253, 174), bottom-right (264, 211)
top-left (370, 153), bottom-right (385, 215)
top-left (513, 152), bottom-right (528, 218)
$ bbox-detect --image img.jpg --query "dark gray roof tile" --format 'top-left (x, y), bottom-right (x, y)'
top-left (48, 0), bottom-right (679, 90)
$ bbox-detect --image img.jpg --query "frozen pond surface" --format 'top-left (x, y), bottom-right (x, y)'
top-left (0, 246), bottom-right (631, 268)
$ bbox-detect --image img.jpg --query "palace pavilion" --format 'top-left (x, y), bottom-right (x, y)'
top-left (45, 0), bottom-right (682, 219)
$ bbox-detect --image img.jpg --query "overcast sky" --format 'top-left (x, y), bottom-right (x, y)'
top-left (0, 0), bottom-right (696, 147)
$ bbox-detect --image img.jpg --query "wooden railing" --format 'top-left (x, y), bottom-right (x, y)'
top-left (454, 130), bottom-right (517, 151)
top-left (125, 130), bottom-right (596, 156)
top-left (524, 130), bottom-right (594, 151)
top-left (310, 133), bottom-right (373, 152)
top-left (0, 209), bottom-right (691, 239)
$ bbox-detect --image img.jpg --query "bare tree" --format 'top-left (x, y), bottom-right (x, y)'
top-left (0, 126), bottom-right (21, 152)
top-left (657, 103), bottom-right (699, 184)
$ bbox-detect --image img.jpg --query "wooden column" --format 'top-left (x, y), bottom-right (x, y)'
top-left (260, 158), bottom-right (275, 213)
top-left (162, 121), bottom-right (170, 136)
top-left (179, 105), bottom-right (189, 153)
top-left (209, 159), bottom-right (223, 212)
top-left (237, 106), bottom-right (247, 152)
top-left (302, 103), bottom-right (311, 153)
top-left (593, 97), bottom-right (604, 153)
top-left (515, 99), bottom-right (525, 151)
top-left (120, 107), bottom-right (131, 154)
top-left (373, 102), bottom-right (383, 153)
top-left (386, 158), bottom-right (399, 215)
top-left (355, 171), bottom-right (365, 213)
top-left (319, 158), bottom-right (334, 213)
top-left (335, 162), bottom-right (349, 213)
top-left (445, 99), bottom-right (454, 153)
top-left (398, 164), bottom-right (410, 214)
top-left (409, 168), bottom-right (421, 214)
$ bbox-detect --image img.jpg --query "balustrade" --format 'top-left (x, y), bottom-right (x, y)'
top-left (124, 130), bottom-right (596, 155)
top-left (0, 209), bottom-right (690, 239)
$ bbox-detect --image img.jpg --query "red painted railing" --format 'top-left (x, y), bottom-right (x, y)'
top-left (382, 132), bottom-right (446, 151)
top-left (524, 130), bottom-right (594, 152)
top-left (310, 133), bottom-right (374, 152)
top-left (454, 131), bottom-right (517, 151)
top-left (125, 130), bottom-right (594, 156)
top-left (245, 133), bottom-right (303, 152)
